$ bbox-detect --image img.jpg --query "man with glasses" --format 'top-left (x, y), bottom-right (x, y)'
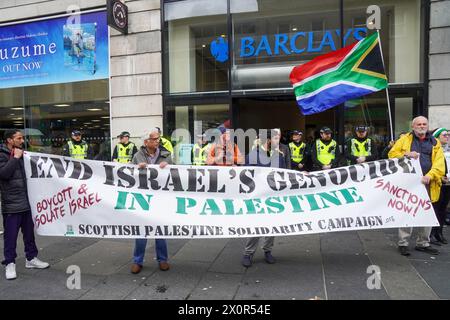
top-left (130, 128), bottom-right (172, 274)
top-left (311, 127), bottom-right (341, 171)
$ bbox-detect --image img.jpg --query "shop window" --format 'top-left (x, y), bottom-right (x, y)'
top-left (166, 104), bottom-right (230, 163)
top-left (164, 0), bottom-right (229, 93)
top-left (0, 80), bottom-right (111, 160)
top-left (344, 0), bottom-right (423, 83)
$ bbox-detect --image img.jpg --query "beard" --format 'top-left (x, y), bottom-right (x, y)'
top-left (414, 128), bottom-right (428, 135)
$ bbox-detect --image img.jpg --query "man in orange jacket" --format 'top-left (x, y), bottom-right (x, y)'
top-left (206, 127), bottom-right (244, 166)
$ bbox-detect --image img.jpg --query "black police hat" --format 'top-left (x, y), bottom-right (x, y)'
top-left (320, 127), bottom-right (332, 134)
top-left (71, 130), bottom-right (81, 136)
top-left (117, 131), bottom-right (131, 138)
top-left (292, 130), bottom-right (303, 135)
top-left (355, 125), bottom-right (368, 132)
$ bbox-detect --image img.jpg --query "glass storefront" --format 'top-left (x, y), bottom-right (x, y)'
top-left (163, 0), bottom-right (426, 158)
top-left (0, 80), bottom-right (110, 159)
top-left (0, 10), bottom-right (111, 160)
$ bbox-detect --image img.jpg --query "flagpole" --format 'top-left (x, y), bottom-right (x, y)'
top-left (376, 30), bottom-right (394, 141)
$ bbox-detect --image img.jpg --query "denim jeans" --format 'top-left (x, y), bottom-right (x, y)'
top-left (133, 239), bottom-right (168, 266)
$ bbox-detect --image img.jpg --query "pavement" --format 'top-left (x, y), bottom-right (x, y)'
top-left (0, 226), bottom-right (449, 300)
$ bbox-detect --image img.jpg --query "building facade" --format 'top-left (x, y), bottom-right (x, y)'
top-left (0, 0), bottom-right (448, 160)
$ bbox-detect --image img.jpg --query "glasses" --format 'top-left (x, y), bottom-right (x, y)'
top-left (147, 137), bottom-right (161, 142)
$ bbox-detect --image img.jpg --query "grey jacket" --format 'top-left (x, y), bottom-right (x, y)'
top-left (132, 145), bottom-right (173, 165)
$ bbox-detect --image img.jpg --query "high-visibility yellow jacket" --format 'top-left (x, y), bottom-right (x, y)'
top-left (388, 132), bottom-right (445, 203)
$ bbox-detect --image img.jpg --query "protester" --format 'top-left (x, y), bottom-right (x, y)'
top-left (345, 125), bottom-right (378, 165)
top-left (430, 128), bottom-right (449, 245)
top-left (112, 131), bottom-right (138, 163)
top-left (206, 127), bottom-right (244, 166)
top-left (311, 127), bottom-right (341, 171)
top-left (271, 128), bottom-right (291, 169)
top-left (130, 128), bottom-right (171, 274)
top-left (0, 129), bottom-right (49, 280)
top-left (389, 116), bottom-right (445, 256)
top-left (62, 130), bottom-right (93, 160)
top-left (241, 130), bottom-right (287, 267)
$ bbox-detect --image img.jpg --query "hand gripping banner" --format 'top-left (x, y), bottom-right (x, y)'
top-left (23, 152), bottom-right (439, 239)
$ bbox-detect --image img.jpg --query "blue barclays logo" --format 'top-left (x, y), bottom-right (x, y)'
top-left (210, 27), bottom-right (367, 62)
top-left (210, 37), bottom-right (229, 62)
top-left (240, 28), bottom-right (367, 58)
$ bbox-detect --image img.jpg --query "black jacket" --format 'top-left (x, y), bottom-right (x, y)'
top-left (278, 143), bottom-right (291, 170)
top-left (0, 144), bottom-right (31, 214)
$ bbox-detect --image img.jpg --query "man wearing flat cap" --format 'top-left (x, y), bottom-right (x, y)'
top-left (344, 125), bottom-right (378, 165)
top-left (62, 130), bottom-right (93, 160)
top-left (311, 127), bottom-right (341, 171)
top-left (112, 131), bottom-right (138, 164)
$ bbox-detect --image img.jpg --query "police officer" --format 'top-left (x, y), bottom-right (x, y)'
top-left (289, 130), bottom-right (306, 171)
top-left (311, 127), bottom-right (340, 171)
top-left (156, 127), bottom-right (173, 154)
top-left (112, 131), bottom-right (138, 163)
top-left (345, 125), bottom-right (378, 165)
top-left (191, 134), bottom-right (210, 166)
top-left (62, 130), bottom-right (93, 160)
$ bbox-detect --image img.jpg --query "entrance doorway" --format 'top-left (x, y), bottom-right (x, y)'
top-left (233, 96), bottom-right (336, 146)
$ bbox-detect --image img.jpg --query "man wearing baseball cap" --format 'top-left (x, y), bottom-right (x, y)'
top-left (62, 130), bottom-right (93, 160)
top-left (289, 130), bottom-right (307, 171)
top-left (112, 131), bottom-right (138, 163)
top-left (311, 127), bottom-right (341, 171)
top-left (344, 125), bottom-right (378, 165)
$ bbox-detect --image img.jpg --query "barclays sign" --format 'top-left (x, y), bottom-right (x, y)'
top-left (210, 27), bottom-right (368, 62)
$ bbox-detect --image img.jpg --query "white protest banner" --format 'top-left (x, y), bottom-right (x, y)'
top-left (23, 152), bottom-right (438, 239)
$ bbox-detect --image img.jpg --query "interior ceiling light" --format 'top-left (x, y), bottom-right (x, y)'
top-left (87, 108), bottom-right (102, 111)
top-left (54, 104), bottom-right (70, 107)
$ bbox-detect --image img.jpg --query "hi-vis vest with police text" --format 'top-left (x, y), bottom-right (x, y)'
top-left (67, 141), bottom-right (88, 160)
top-left (350, 138), bottom-right (371, 157)
top-left (117, 142), bottom-right (135, 163)
top-left (289, 142), bottom-right (306, 163)
top-left (192, 143), bottom-right (210, 165)
top-left (316, 139), bottom-right (336, 165)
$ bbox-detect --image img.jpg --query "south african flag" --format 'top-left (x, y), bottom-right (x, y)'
top-left (290, 32), bottom-right (388, 115)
